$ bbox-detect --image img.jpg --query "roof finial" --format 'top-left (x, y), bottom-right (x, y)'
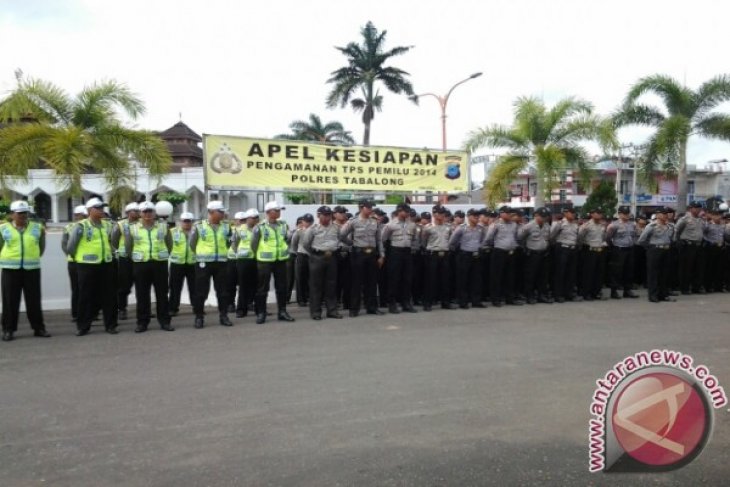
top-left (178, 112), bottom-right (182, 122)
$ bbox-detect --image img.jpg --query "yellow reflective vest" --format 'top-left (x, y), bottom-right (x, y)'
top-left (0, 221), bottom-right (42, 270)
top-left (130, 222), bottom-right (169, 262)
top-left (194, 221), bottom-right (230, 262)
top-left (169, 227), bottom-right (195, 264)
top-left (74, 219), bottom-right (113, 264)
top-left (256, 221), bottom-right (289, 262)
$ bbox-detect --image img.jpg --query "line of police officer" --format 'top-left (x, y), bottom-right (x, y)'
top-left (2, 196), bottom-right (729, 341)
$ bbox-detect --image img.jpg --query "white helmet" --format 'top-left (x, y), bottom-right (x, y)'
top-left (138, 201), bottom-right (156, 212)
top-left (264, 201), bottom-right (284, 212)
top-left (85, 197), bottom-right (104, 209)
top-left (9, 200), bottom-right (30, 213)
top-left (234, 211), bottom-right (246, 220)
top-left (207, 200), bottom-right (226, 212)
top-left (180, 212), bottom-right (194, 221)
top-left (246, 208), bottom-right (260, 218)
top-left (73, 205), bottom-right (88, 216)
top-left (124, 202), bottom-right (139, 213)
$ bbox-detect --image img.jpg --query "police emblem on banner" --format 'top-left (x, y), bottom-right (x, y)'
top-left (210, 143), bottom-right (243, 174)
top-left (444, 155), bottom-right (462, 180)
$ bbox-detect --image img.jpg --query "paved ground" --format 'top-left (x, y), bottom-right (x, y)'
top-left (1, 293), bottom-right (729, 486)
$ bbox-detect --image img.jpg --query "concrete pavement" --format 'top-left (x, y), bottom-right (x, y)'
top-left (0, 293), bottom-right (729, 486)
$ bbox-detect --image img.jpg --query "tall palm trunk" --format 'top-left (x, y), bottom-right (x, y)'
top-left (362, 121), bottom-right (370, 146)
top-left (676, 138), bottom-right (688, 212)
top-left (534, 174), bottom-right (545, 208)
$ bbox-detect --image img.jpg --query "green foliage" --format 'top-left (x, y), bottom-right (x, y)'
top-left (0, 75), bottom-right (172, 212)
top-left (275, 113), bottom-right (355, 145)
top-left (385, 194), bottom-right (404, 204)
top-left (465, 96), bottom-right (617, 207)
top-left (285, 192), bottom-right (314, 204)
top-left (582, 180), bottom-right (617, 217)
top-left (614, 73), bottom-right (730, 210)
top-left (155, 191), bottom-right (187, 207)
top-left (326, 21), bottom-right (416, 145)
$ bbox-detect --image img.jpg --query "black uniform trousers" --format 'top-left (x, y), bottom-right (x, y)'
top-left (1, 268), bottom-right (45, 333)
top-left (236, 258), bottom-right (257, 313)
top-left (336, 251), bottom-right (351, 309)
top-left (133, 261), bottom-right (170, 327)
top-left (424, 251), bottom-right (451, 307)
top-left (581, 247), bottom-right (606, 299)
top-left (256, 260), bottom-right (289, 312)
top-left (523, 249), bottom-right (550, 300)
top-left (386, 247), bottom-right (413, 307)
top-left (193, 261), bottom-right (230, 318)
top-left (309, 252), bottom-right (338, 316)
top-left (633, 244), bottom-right (647, 287)
top-left (552, 245), bottom-right (578, 299)
top-left (68, 261), bottom-right (79, 320)
top-left (77, 262), bottom-right (117, 332)
top-left (678, 242), bottom-right (704, 293)
top-left (457, 251), bottom-right (483, 306)
top-left (608, 247), bottom-right (634, 293)
top-left (295, 253), bottom-right (309, 305)
top-left (350, 247), bottom-right (379, 313)
top-left (490, 248), bottom-right (516, 304)
top-left (117, 256), bottom-right (134, 312)
top-left (703, 243), bottom-right (724, 292)
top-left (226, 260), bottom-right (239, 309)
top-left (646, 246), bottom-right (670, 301)
top-left (169, 263), bottom-right (195, 313)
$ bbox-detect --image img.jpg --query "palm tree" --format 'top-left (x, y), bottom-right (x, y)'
top-left (0, 76), bottom-right (171, 210)
top-left (275, 113), bottom-right (355, 145)
top-left (326, 20), bottom-right (416, 145)
top-left (614, 74), bottom-right (730, 211)
top-left (465, 96), bottom-right (616, 207)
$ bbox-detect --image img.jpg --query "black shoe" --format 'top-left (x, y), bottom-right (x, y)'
top-left (611, 290), bottom-right (622, 299)
top-left (661, 296), bottom-right (677, 302)
top-left (472, 302), bottom-right (488, 308)
top-left (649, 297), bottom-right (660, 303)
top-left (492, 301), bottom-right (503, 308)
top-left (623, 291), bottom-right (639, 298)
top-left (219, 315), bottom-right (233, 327)
top-left (595, 294), bottom-right (607, 301)
top-left (527, 299), bottom-right (537, 305)
top-left (555, 297), bottom-right (565, 303)
top-left (327, 312), bottom-right (343, 319)
top-left (106, 327), bottom-right (119, 335)
top-left (349, 310), bottom-right (359, 317)
top-left (169, 310), bottom-right (179, 317)
top-left (570, 296), bottom-right (584, 302)
top-left (194, 317), bottom-right (205, 329)
top-left (278, 310), bottom-right (295, 322)
top-left (402, 306), bottom-right (418, 313)
top-left (135, 325), bottom-right (148, 333)
top-left (423, 304), bottom-right (432, 312)
top-left (583, 296), bottom-right (594, 302)
top-left (76, 329), bottom-right (89, 336)
top-left (537, 296), bottom-right (554, 304)
top-left (366, 309), bottom-right (385, 315)
top-left (2, 331), bottom-right (14, 341)
top-left (297, 302), bottom-right (308, 307)
top-left (118, 309), bottom-right (128, 320)
top-left (389, 304), bottom-right (400, 314)
top-left (508, 300), bottom-right (525, 306)
top-left (160, 324), bottom-right (175, 331)
top-left (256, 313), bottom-right (266, 325)
top-left (34, 329), bottom-right (51, 338)
top-left (235, 310), bottom-right (246, 318)
top-left (669, 290), bottom-right (680, 296)
top-left (311, 315), bottom-right (322, 320)
top-left (441, 303), bottom-right (458, 310)
top-left (459, 304), bottom-right (470, 309)
top-left (681, 290), bottom-right (691, 295)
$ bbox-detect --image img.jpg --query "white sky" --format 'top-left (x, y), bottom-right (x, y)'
top-left (1, 0), bottom-right (729, 179)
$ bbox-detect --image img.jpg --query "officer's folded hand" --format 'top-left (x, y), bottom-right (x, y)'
top-left (377, 257), bottom-right (385, 268)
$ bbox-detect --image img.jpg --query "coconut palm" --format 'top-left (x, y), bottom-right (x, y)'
top-left (275, 113), bottom-right (355, 145)
top-left (614, 74), bottom-right (730, 211)
top-left (465, 96), bottom-right (616, 207)
top-left (326, 20), bottom-right (416, 145)
top-left (0, 76), bottom-right (171, 210)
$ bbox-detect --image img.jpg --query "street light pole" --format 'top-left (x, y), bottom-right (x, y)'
top-left (412, 72), bottom-right (482, 202)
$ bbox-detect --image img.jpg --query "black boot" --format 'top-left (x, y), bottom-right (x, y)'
top-left (219, 315), bottom-right (233, 326)
top-left (388, 303), bottom-right (400, 314)
top-left (276, 293), bottom-right (295, 322)
top-left (611, 289), bottom-right (622, 299)
top-left (278, 310), bottom-right (295, 322)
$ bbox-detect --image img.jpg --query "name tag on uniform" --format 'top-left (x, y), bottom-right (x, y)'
top-left (364, 248), bottom-right (373, 254)
top-left (132, 251), bottom-right (144, 261)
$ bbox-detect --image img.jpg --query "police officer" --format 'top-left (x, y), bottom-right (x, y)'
top-left (449, 208), bottom-right (485, 308)
top-left (381, 203), bottom-right (419, 313)
top-left (251, 201), bottom-right (295, 324)
top-left (303, 206), bottom-right (342, 320)
top-left (333, 206), bottom-right (351, 310)
top-left (189, 201), bottom-right (233, 328)
top-left (340, 199), bottom-right (384, 317)
top-left (0, 201), bottom-right (49, 341)
top-left (518, 207), bottom-right (552, 304)
top-left (578, 208), bottom-right (608, 300)
top-left (637, 208), bottom-right (676, 302)
top-left (62, 205), bottom-right (87, 322)
top-left (230, 209), bottom-right (259, 317)
top-left (111, 202), bottom-right (140, 321)
top-left (66, 198), bottom-right (119, 335)
top-left (486, 206), bottom-right (522, 307)
top-left (291, 214), bottom-right (312, 307)
top-left (703, 208), bottom-right (726, 292)
top-left (422, 205), bottom-right (456, 311)
top-left (675, 201), bottom-right (705, 294)
top-left (168, 212), bottom-right (196, 317)
top-left (410, 209), bottom-right (426, 306)
top-left (125, 201), bottom-right (173, 332)
top-left (226, 211), bottom-right (246, 313)
top-left (606, 206), bottom-right (639, 299)
top-left (550, 207), bottom-right (581, 303)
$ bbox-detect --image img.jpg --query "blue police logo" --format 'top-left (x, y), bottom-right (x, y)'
top-left (444, 156), bottom-right (462, 180)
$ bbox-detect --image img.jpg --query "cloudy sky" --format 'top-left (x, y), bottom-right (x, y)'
top-left (2, 0), bottom-right (729, 175)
